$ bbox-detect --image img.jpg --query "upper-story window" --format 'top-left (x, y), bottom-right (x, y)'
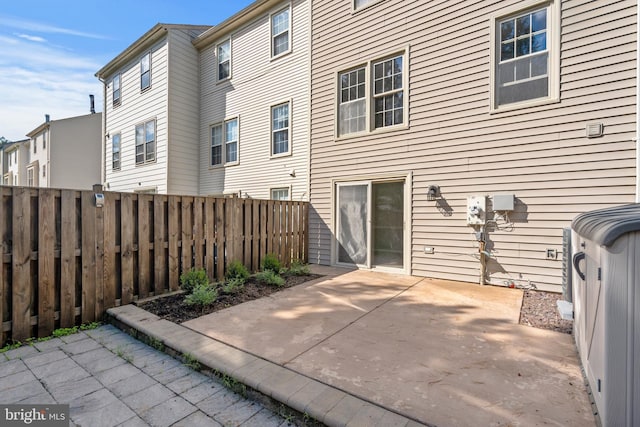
top-left (492, 1), bottom-right (558, 110)
top-left (42, 131), bottom-right (46, 149)
top-left (113, 74), bottom-right (121, 106)
top-left (217, 39), bottom-right (231, 81)
top-left (271, 102), bottom-right (290, 156)
top-left (112, 133), bottom-right (121, 170)
top-left (140, 52), bottom-right (151, 91)
top-left (337, 51), bottom-right (406, 137)
top-left (42, 165), bottom-right (46, 178)
top-left (271, 6), bottom-right (290, 58)
top-left (354, 0), bottom-right (381, 10)
top-left (33, 140), bottom-right (37, 154)
top-left (211, 118), bottom-right (239, 166)
top-left (135, 120), bottom-right (155, 164)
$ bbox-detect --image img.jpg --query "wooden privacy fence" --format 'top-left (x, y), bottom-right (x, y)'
top-left (0, 186), bottom-right (309, 346)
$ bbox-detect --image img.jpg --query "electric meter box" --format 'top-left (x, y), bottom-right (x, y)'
top-left (493, 194), bottom-right (514, 211)
top-left (467, 195), bottom-right (486, 225)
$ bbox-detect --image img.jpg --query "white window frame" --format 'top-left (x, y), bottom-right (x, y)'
top-left (135, 119), bottom-right (156, 165)
top-left (270, 100), bottom-right (292, 157)
top-left (210, 117), bottom-right (240, 167)
top-left (352, 0), bottom-right (384, 13)
top-left (270, 4), bottom-right (291, 59)
top-left (489, 0), bottom-right (560, 112)
top-left (140, 52), bottom-right (151, 92)
top-left (335, 48), bottom-right (409, 139)
top-left (216, 38), bottom-right (232, 82)
top-left (113, 73), bottom-right (121, 106)
top-left (26, 165), bottom-right (37, 187)
top-left (270, 187), bottom-right (291, 201)
top-left (112, 133), bottom-right (121, 170)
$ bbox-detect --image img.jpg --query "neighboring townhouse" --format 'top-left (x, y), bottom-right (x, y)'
top-left (1, 139), bottom-right (28, 186)
top-left (96, 24), bottom-right (211, 195)
top-left (308, 0), bottom-right (638, 291)
top-left (23, 113), bottom-right (102, 190)
top-left (193, 0), bottom-right (310, 201)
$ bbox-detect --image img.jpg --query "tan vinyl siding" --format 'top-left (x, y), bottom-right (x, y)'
top-left (104, 36), bottom-right (170, 193)
top-left (166, 30), bottom-right (202, 195)
top-left (309, 0), bottom-right (637, 290)
top-left (199, 0), bottom-right (310, 200)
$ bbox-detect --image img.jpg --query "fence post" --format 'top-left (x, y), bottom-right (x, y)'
top-left (38, 189), bottom-right (55, 337)
top-left (12, 187), bottom-right (32, 342)
top-left (81, 191), bottom-right (97, 324)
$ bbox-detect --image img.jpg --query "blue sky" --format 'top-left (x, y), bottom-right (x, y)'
top-left (0, 0), bottom-right (254, 141)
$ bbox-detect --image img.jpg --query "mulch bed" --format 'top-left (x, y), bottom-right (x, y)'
top-left (519, 289), bottom-right (573, 334)
top-left (139, 274), bottom-right (322, 323)
top-left (141, 273), bottom-right (572, 334)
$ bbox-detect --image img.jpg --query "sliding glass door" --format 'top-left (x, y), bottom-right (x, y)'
top-left (336, 180), bottom-right (404, 270)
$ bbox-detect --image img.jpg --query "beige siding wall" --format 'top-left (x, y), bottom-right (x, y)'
top-left (310, 0), bottom-right (637, 291)
top-left (198, 0), bottom-right (310, 200)
top-left (104, 36), bottom-right (170, 193)
top-left (167, 29), bottom-right (203, 195)
top-left (49, 114), bottom-right (102, 190)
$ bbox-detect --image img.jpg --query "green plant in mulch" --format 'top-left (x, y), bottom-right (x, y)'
top-left (180, 268), bottom-right (209, 294)
top-left (184, 284), bottom-right (218, 307)
top-left (222, 277), bottom-right (245, 294)
top-left (255, 270), bottom-right (285, 287)
top-left (225, 261), bottom-right (250, 283)
top-left (260, 253), bottom-right (282, 273)
top-left (286, 259), bottom-right (311, 276)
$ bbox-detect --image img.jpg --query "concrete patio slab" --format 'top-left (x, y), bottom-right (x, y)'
top-left (178, 266), bottom-right (595, 427)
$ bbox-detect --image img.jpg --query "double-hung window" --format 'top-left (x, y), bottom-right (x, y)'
top-left (112, 133), bottom-right (121, 170)
top-left (338, 52), bottom-right (406, 137)
top-left (140, 52), bottom-right (151, 91)
top-left (217, 39), bottom-right (231, 81)
top-left (135, 120), bottom-right (155, 164)
top-left (113, 74), bottom-right (121, 106)
top-left (493, 2), bottom-right (558, 109)
top-left (211, 118), bottom-right (239, 166)
top-left (271, 7), bottom-right (290, 58)
top-left (271, 102), bottom-right (290, 156)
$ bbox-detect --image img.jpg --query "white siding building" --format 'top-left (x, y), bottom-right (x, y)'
top-left (96, 24), bottom-right (210, 194)
top-left (2, 140), bottom-right (28, 186)
top-left (194, 0), bottom-right (311, 201)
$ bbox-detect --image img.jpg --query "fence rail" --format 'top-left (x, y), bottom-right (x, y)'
top-left (0, 186), bottom-right (309, 346)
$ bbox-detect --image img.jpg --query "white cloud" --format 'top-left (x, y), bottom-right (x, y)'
top-left (0, 16), bottom-right (110, 40)
top-left (16, 33), bottom-right (46, 43)
top-left (0, 35), bottom-right (104, 141)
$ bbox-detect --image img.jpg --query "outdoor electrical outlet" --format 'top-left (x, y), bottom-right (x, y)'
top-left (546, 249), bottom-right (557, 259)
top-left (424, 246), bottom-right (435, 254)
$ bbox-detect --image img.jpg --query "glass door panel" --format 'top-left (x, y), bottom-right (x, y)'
top-left (337, 183), bottom-right (370, 266)
top-left (372, 181), bottom-right (404, 268)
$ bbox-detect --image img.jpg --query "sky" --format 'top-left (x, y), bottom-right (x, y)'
top-left (0, 0), bottom-right (254, 142)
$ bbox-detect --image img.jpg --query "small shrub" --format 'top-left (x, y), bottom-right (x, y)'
top-left (287, 260), bottom-right (311, 276)
top-left (180, 268), bottom-right (209, 294)
top-left (222, 277), bottom-right (245, 294)
top-left (184, 284), bottom-right (218, 307)
top-left (261, 253), bottom-right (281, 273)
top-left (255, 270), bottom-right (285, 287)
top-left (225, 261), bottom-right (250, 283)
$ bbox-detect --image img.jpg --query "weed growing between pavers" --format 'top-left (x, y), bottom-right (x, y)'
top-left (0, 322), bottom-right (102, 353)
top-left (182, 353), bottom-right (201, 371)
top-left (114, 345), bottom-right (134, 363)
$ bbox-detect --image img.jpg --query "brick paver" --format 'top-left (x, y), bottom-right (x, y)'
top-left (0, 325), bottom-right (289, 426)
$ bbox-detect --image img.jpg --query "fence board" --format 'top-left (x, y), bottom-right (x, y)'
top-left (168, 196), bottom-right (180, 291)
top-left (244, 200), bottom-right (252, 268)
top-left (215, 199), bottom-right (225, 280)
top-left (94, 189), bottom-right (105, 320)
top-left (252, 200), bottom-right (260, 272)
top-left (60, 191), bottom-right (77, 328)
top-left (12, 188), bottom-right (31, 341)
top-left (120, 193), bottom-right (134, 304)
top-left (153, 196), bottom-right (166, 295)
top-left (194, 197), bottom-right (204, 270)
top-left (81, 191), bottom-right (96, 324)
top-left (102, 192), bottom-right (116, 310)
top-left (37, 189), bottom-right (55, 337)
top-left (205, 198), bottom-right (215, 281)
top-left (138, 194), bottom-right (151, 298)
top-left (302, 202), bottom-right (309, 262)
top-left (181, 197), bottom-right (193, 274)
